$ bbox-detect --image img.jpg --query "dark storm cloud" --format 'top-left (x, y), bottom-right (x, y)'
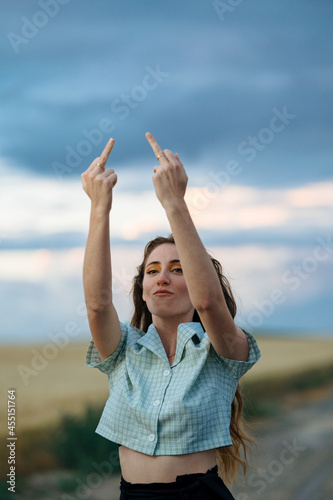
top-left (1, 0), bottom-right (332, 186)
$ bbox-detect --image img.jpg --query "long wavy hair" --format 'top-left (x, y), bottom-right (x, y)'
top-left (131, 234), bottom-right (254, 484)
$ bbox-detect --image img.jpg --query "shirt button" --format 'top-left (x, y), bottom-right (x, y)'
top-left (163, 369), bottom-right (170, 376)
top-left (153, 400), bottom-right (160, 406)
top-left (148, 434), bottom-right (155, 441)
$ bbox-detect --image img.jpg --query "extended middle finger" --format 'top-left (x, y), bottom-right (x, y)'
top-left (163, 149), bottom-right (178, 166)
top-left (98, 138), bottom-right (115, 167)
top-left (86, 138), bottom-right (115, 174)
top-left (145, 132), bottom-right (169, 162)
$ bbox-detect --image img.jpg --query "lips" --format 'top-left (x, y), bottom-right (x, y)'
top-left (153, 289), bottom-right (173, 296)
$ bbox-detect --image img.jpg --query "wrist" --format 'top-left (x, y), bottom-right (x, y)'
top-left (90, 204), bottom-right (111, 221)
top-left (162, 197), bottom-right (187, 215)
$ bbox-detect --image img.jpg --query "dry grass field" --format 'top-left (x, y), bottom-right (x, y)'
top-left (1, 335), bottom-right (333, 437)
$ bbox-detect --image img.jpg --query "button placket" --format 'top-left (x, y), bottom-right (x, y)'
top-left (148, 367), bottom-right (172, 449)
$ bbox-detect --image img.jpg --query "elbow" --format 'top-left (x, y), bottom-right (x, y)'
top-left (194, 294), bottom-right (222, 314)
top-left (195, 300), bottom-right (212, 313)
top-left (86, 301), bottom-right (111, 316)
top-left (85, 291), bottom-right (113, 315)
top-left (87, 304), bottom-right (104, 315)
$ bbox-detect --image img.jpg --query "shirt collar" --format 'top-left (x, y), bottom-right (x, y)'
top-left (136, 322), bottom-right (205, 365)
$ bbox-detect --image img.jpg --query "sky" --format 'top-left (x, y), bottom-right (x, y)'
top-left (0, 0), bottom-right (332, 344)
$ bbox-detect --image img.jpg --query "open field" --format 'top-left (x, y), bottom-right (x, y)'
top-left (1, 335), bottom-right (333, 436)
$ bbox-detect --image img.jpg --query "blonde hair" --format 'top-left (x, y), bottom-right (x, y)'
top-left (131, 234), bottom-right (254, 484)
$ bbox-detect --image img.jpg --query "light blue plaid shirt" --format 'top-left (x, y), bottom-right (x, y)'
top-left (86, 321), bottom-right (260, 455)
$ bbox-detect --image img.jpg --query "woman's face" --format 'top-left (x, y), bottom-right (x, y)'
top-left (142, 243), bottom-right (195, 323)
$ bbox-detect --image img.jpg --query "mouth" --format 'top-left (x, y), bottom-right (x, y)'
top-left (153, 290), bottom-right (173, 296)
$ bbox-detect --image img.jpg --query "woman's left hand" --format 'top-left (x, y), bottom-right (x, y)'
top-left (146, 132), bottom-right (188, 209)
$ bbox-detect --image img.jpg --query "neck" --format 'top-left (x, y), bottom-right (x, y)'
top-left (152, 312), bottom-right (194, 338)
top-left (151, 316), bottom-right (184, 358)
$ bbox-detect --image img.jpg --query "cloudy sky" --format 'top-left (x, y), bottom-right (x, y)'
top-left (1, 0), bottom-right (332, 344)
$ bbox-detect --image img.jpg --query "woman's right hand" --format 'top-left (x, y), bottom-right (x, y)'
top-left (81, 138), bottom-right (117, 214)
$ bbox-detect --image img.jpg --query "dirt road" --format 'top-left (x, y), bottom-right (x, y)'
top-left (232, 385), bottom-right (333, 500)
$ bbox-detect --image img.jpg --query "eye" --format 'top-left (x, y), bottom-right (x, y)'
top-left (146, 269), bottom-right (158, 275)
top-left (172, 267), bottom-right (183, 273)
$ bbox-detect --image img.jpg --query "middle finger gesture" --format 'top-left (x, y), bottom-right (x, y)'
top-left (145, 132), bottom-right (188, 209)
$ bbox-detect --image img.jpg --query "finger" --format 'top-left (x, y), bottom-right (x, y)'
top-left (99, 138), bottom-right (115, 167)
top-left (85, 157), bottom-right (101, 174)
top-left (85, 138), bottom-right (115, 174)
top-left (145, 132), bottom-right (166, 161)
top-left (163, 149), bottom-right (177, 166)
top-left (106, 172), bottom-right (117, 188)
top-left (98, 168), bottom-right (115, 179)
top-left (175, 153), bottom-right (183, 166)
top-left (90, 162), bottom-right (105, 175)
top-left (97, 169), bottom-right (118, 186)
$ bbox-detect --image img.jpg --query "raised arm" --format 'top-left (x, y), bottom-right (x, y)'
top-left (145, 132), bottom-right (249, 361)
top-left (81, 138), bottom-right (122, 361)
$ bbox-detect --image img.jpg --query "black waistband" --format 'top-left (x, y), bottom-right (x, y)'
top-left (120, 465), bottom-right (219, 491)
top-left (119, 465), bottom-right (236, 500)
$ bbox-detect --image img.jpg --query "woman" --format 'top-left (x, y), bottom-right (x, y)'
top-left (82, 134), bottom-right (261, 499)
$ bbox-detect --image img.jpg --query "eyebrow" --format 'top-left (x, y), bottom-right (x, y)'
top-left (145, 259), bottom-right (181, 268)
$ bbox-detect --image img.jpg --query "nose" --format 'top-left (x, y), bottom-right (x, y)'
top-left (157, 269), bottom-right (170, 286)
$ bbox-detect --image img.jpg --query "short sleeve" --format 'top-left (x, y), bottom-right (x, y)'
top-left (212, 329), bottom-right (261, 380)
top-left (85, 321), bottom-right (128, 375)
